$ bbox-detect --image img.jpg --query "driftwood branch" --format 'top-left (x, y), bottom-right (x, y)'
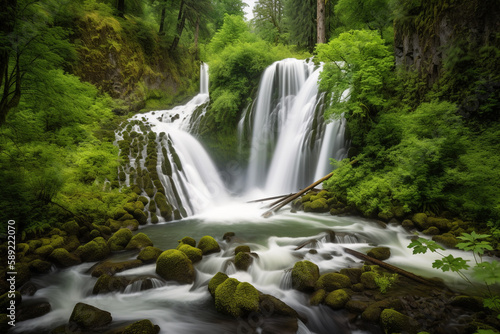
top-left (343, 247), bottom-right (434, 286)
top-left (262, 160), bottom-right (358, 218)
top-left (246, 193), bottom-right (292, 203)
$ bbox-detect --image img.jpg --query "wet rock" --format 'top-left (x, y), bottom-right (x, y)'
top-left (19, 281), bottom-right (37, 296)
top-left (234, 245), bottom-right (251, 254)
top-left (309, 289), bottom-right (326, 305)
top-left (34, 245), bottom-right (54, 258)
top-left (28, 259), bottom-right (52, 274)
top-left (423, 226), bottom-right (440, 235)
top-left (223, 232), bottom-right (235, 242)
top-left (209, 272), bottom-right (229, 297)
top-left (367, 247), bottom-right (391, 261)
top-left (339, 268), bottom-right (363, 284)
top-left (427, 217), bottom-right (451, 232)
top-left (377, 211), bottom-right (394, 222)
top-left (412, 213), bottom-right (429, 230)
top-left (345, 300), bottom-right (368, 313)
top-left (178, 236), bottom-right (196, 247)
top-left (450, 295), bottom-right (485, 312)
top-left (360, 271), bottom-right (378, 290)
top-left (432, 233), bottom-right (459, 248)
top-left (361, 298), bottom-right (403, 322)
top-left (69, 302), bottom-right (112, 330)
top-left (133, 209), bottom-right (148, 225)
top-left (122, 319), bottom-right (160, 334)
top-left (324, 289), bottom-right (350, 309)
top-left (49, 248), bottom-right (82, 267)
top-left (93, 274), bottom-right (130, 294)
top-left (91, 260), bottom-right (143, 277)
top-left (214, 278), bottom-right (259, 318)
top-left (259, 293), bottom-right (300, 319)
top-left (126, 233), bottom-right (153, 250)
top-left (18, 301), bottom-right (51, 321)
top-left (380, 309), bottom-right (420, 334)
top-left (74, 237), bottom-right (110, 262)
top-left (107, 228), bottom-right (133, 251)
top-left (197, 236), bottom-right (220, 255)
top-left (314, 273), bottom-right (352, 291)
top-left (291, 260), bottom-right (320, 292)
top-left (137, 246), bottom-right (163, 263)
top-left (156, 249), bottom-right (195, 284)
top-left (234, 252), bottom-right (253, 271)
top-left (177, 244), bottom-right (203, 263)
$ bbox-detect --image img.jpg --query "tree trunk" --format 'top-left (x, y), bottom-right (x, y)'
top-left (159, 7), bottom-right (166, 35)
top-left (117, 0), bottom-right (125, 18)
top-left (170, 0), bottom-right (186, 52)
top-left (194, 14), bottom-right (200, 51)
top-left (317, 0), bottom-right (326, 44)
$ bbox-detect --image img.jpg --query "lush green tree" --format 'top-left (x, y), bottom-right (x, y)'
top-left (170, 0), bottom-right (213, 52)
top-left (252, 0), bottom-right (286, 44)
top-left (212, 0), bottom-right (247, 30)
top-left (334, 0), bottom-right (392, 39)
top-left (284, 0), bottom-right (316, 52)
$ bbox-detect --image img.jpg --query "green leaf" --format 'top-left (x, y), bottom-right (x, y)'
top-left (408, 237), bottom-right (444, 254)
top-left (432, 255), bottom-right (469, 272)
top-left (473, 261), bottom-right (500, 285)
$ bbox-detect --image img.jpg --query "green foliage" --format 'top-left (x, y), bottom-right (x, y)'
top-left (284, 0), bottom-right (316, 52)
top-left (432, 255), bottom-right (470, 272)
top-left (457, 232), bottom-right (494, 256)
top-left (408, 237), bottom-right (445, 254)
top-left (374, 273), bottom-right (398, 293)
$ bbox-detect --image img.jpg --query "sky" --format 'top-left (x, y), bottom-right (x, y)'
top-left (243, 0), bottom-right (256, 20)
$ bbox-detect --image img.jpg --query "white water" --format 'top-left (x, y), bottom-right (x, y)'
top-left (13, 60), bottom-right (479, 334)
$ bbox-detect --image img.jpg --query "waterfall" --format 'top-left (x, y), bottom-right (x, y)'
top-left (240, 58), bottom-right (348, 194)
top-left (115, 63), bottom-right (226, 223)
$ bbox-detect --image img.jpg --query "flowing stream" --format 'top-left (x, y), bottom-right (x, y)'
top-left (14, 60), bottom-right (477, 334)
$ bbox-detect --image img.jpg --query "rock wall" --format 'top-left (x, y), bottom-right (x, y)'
top-left (394, 0), bottom-right (500, 85)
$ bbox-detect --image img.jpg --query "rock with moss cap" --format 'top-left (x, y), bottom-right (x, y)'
top-left (214, 278), bottom-right (259, 318)
top-left (412, 213), bottom-right (430, 230)
top-left (234, 245), bottom-right (251, 254)
top-left (61, 221), bottom-right (80, 236)
top-left (74, 237), bottom-right (110, 262)
top-left (107, 219), bottom-right (139, 233)
top-left (126, 233), bottom-right (153, 250)
top-left (133, 209), bottom-right (148, 225)
top-left (291, 260), bottom-right (319, 292)
top-left (314, 273), bottom-right (352, 291)
top-left (177, 244), bottom-right (202, 263)
top-left (258, 293), bottom-right (300, 319)
top-left (34, 245), bottom-right (54, 258)
top-left (309, 289), bottom-right (326, 306)
top-left (380, 309), bottom-right (420, 334)
top-left (177, 236), bottom-right (196, 247)
top-left (324, 289), bottom-right (350, 309)
top-left (360, 271), bottom-right (379, 290)
top-left (122, 319), bottom-right (160, 334)
top-left (235, 252), bottom-right (253, 271)
top-left (367, 247), bottom-right (391, 261)
top-left (137, 246), bottom-right (163, 263)
top-left (156, 249), bottom-right (195, 284)
top-left (68, 302), bottom-right (112, 330)
top-left (49, 248), bottom-right (82, 267)
top-left (92, 274), bottom-right (130, 294)
top-left (91, 260), bottom-right (143, 277)
top-left (208, 272), bottom-right (229, 297)
top-left (28, 259), bottom-right (52, 274)
top-left (107, 228), bottom-right (133, 251)
top-left (303, 198), bottom-right (329, 213)
top-left (432, 233), bottom-right (459, 248)
top-left (197, 236), bottom-right (221, 255)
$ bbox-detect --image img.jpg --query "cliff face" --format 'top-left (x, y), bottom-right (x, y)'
top-left (73, 11), bottom-right (198, 112)
top-left (394, 0), bottom-right (500, 85)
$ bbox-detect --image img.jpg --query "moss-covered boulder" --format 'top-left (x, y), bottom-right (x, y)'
top-left (113, 208), bottom-right (129, 220)
top-left (63, 235), bottom-right (80, 252)
top-left (91, 260), bottom-right (143, 277)
top-left (49, 235), bottom-right (66, 249)
top-left (324, 289), bottom-right (350, 309)
top-left (34, 245), bottom-right (54, 258)
top-left (361, 298), bottom-right (403, 322)
top-left (360, 271), bottom-right (378, 290)
top-left (432, 233), bottom-right (459, 248)
top-left (309, 289), bottom-right (327, 306)
top-left (234, 245), bottom-right (251, 254)
top-left (133, 209), bottom-right (148, 225)
top-left (61, 221), bottom-right (80, 236)
top-left (154, 192), bottom-right (172, 220)
top-left (137, 246), bottom-right (163, 263)
top-left (235, 252), bottom-right (253, 271)
top-left (28, 259), bottom-right (52, 274)
top-left (118, 213), bottom-right (135, 221)
top-left (339, 268), bottom-right (363, 284)
top-left (177, 236), bottom-right (196, 247)
top-left (156, 249), bottom-right (195, 284)
top-left (49, 248), bottom-right (82, 267)
top-left (122, 319), bottom-right (160, 334)
top-left (197, 236), bottom-right (220, 255)
top-left (380, 309), bottom-right (419, 334)
top-left (92, 274), bottom-right (130, 294)
top-left (74, 237), bottom-right (110, 262)
top-left (345, 300), bottom-right (369, 314)
top-left (214, 278), bottom-right (259, 318)
top-left (26, 239), bottom-right (42, 252)
top-left (450, 295), bottom-right (485, 311)
top-left (427, 217), bottom-right (451, 232)
top-left (177, 244), bottom-right (202, 263)
top-left (412, 213), bottom-right (430, 230)
top-left (314, 273), bottom-right (352, 291)
top-left (423, 226), bottom-right (440, 235)
top-left (367, 247), bottom-right (391, 261)
top-left (258, 293), bottom-right (299, 319)
top-left (107, 228), bottom-right (133, 251)
top-left (208, 272), bottom-right (229, 297)
top-left (17, 301), bottom-right (51, 322)
top-left (126, 233), bottom-right (153, 250)
top-left (291, 260), bottom-right (319, 292)
top-left (69, 302), bottom-right (112, 330)
top-left (303, 198), bottom-right (329, 213)
top-left (107, 218), bottom-right (139, 232)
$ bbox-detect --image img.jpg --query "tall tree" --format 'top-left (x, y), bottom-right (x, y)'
top-left (284, 0), bottom-right (316, 52)
top-left (212, 0), bottom-right (247, 30)
top-left (334, 0), bottom-right (391, 39)
top-left (170, 0), bottom-right (212, 52)
top-left (253, 0), bottom-right (285, 44)
top-left (317, 0), bottom-right (326, 44)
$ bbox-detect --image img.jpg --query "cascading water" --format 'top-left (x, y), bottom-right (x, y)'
top-left (240, 58), bottom-right (348, 194)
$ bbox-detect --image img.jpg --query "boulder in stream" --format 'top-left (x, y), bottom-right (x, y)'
top-left (291, 260), bottom-right (319, 292)
top-left (68, 302), bottom-right (112, 331)
top-left (156, 249), bottom-right (195, 284)
top-left (197, 235), bottom-right (220, 255)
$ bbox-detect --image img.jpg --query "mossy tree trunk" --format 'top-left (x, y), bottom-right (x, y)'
top-left (317, 0), bottom-right (326, 44)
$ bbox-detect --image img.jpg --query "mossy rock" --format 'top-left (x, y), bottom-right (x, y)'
top-left (63, 235), bottom-right (80, 252)
top-left (107, 219), bottom-right (139, 233)
top-left (148, 200), bottom-right (157, 212)
top-left (27, 239), bottom-right (43, 252)
top-left (367, 247), bottom-right (391, 261)
top-left (91, 260), bottom-right (143, 277)
top-left (291, 260), bottom-right (320, 292)
top-left (118, 213), bottom-right (135, 221)
top-left (423, 226), bottom-right (440, 235)
top-left (361, 298), bottom-right (403, 322)
top-left (61, 221), bottom-right (80, 236)
top-left (28, 259), bottom-right (52, 274)
top-left (137, 246), bottom-right (163, 263)
top-left (360, 271), bottom-right (378, 289)
top-left (178, 236), bottom-right (196, 247)
top-left (34, 245), bottom-right (54, 258)
top-left (432, 233), bottom-right (459, 248)
top-left (377, 211), bottom-right (394, 222)
top-left (412, 213), bottom-right (430, 230)
top-left (214, 278), bottom-right (259, 318)
top-left (69, 302), bottom-right (112, 330)
top-left (222, 232), bottom-right (235, 242)
top-left (258, 293), bottom-right (299, 318)
top-left (92, 274), bottom-right (130, 294)
top-left (304, 198), bottom-right (329, 213)
top-left (154, 192), bottom-right (172, 220)
top-left (49, 248), bottom-right (82, 267)
top-left (427, 217), bottom-right (451, 232)
top-left (134, 201), bottom-right (145, 211)
top-left (235, 252), bottom-right (253, 271)
top-left (150, 213), bottom-right (159, 224)
top-left (122, 319), bottom-right (160, 334)
top-left (133, 209), bottom-right (148, 225)
top-left (309, 289), bottom-right (326, 306)
top-left (208, 272), bottom-right (229, 297)
top-left (450, 295), bottom-right (485, 311)
top-left (89, 229), bottom-right (101, 239)
top-left (314, 273), bottom-right (352, 291)
top-left (177, 244), bottom-right (202, 263)
top-left (156, 249), bottom-right (195, 284)
top-left (339, 268), bottom-right (363, 284)
top-left (123, 202), bottom-right (137, 214)
top-left (17, 301), bottom-right (51, 322)
top-left (380, 309), bottom-right (419, 334)
top-left (402, 219), bottom-right (415, 230)
top-left (107, 228), bottom-right (133, 251)
top-left (324, 289), bottom-right (350, 309)
top-left (234, 245), bottom-right (250, 254)
top-left (197, 236), bottom-right (220, 255)
top-left (137, 196), bottom-right (149, 205)
top-left (126, 233), bottom-right (153, 250)
top-left (74, 237), bottom-right (110, 262)
top-left (345, 300), bottom-right (369, 314)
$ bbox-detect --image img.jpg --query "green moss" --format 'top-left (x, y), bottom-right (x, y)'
top-left (303, 198), bottom-right (329, 213)
top-left (34, 245), bottom-right (54, 258)
top-left (123, 202), bottom-right (136, 214)
top-left (74, 237), bottom-right (110, 262)
top-left (309, 289), bottom-right (327, 305)
top-left (177, 244), bottom-right (202, 263)
top-left (291, 260), bottom-right (320, 292)
top-left (208, 272), bottom-right (229, 297)
top-left (91, 260), bottom-right (143, 277)
top-left (154, 192), bottom-right (172, 220)
top-left (63, 235), bottom-right (81, 252)
top-left (150, 213), bottom-right (159, 224)
top-left (412, 213), bottom-right (430, 230)
top-left (107, 228), bottom-right (133, 251)
top-left (380, 309), bottom-right (419, 334)
top-left (28, 259), bottom-right (52, 273)
top-left (155, 249), bottom-right (195, 284)
top-left (235, 251), bottom-right (252, 271)
top-left (367, 247), bottom-right (391, 261)
top-left (148, 200), bottom-right (157, 212)
top-left (122, 319), bottom-right (158, 334)
top-left (360, 271), bottom-right (379, 289)
top-left (126, 233), bottom-right (153, 250)
top-left (234, 245), bottom-right (250, 254)
top-left (314, 273), bottom-right (352, 291)
top-left (432, 233), bottom-right (459, 248)
top-left (324, 289), bottom-right (350, 309)
top-left (69, 302), bottom-right (112, 330)
top-left (133, 208), bottom-right (148, 225)
top-left (27, 239), bottom-right (42, 252)
top-left (214, 278), bottom-right (259, 318)
top-left (49, 248), bottom-right (82, 267)
top-left (137, 246), bottom-right (163, 263)
top-left (197, 236), bottom-right (221, 255)
top-left (178, 236), bottom-right (196, 247)
top-left (89, 229), bottom-right (101, 239)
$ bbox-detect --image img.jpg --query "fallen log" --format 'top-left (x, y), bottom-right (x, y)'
top-left (246, 193), bottom-right (293, 204)
top-left (342, 247), bottom-right (434, 286)
top-left (262, 159), bottom-right (358, 218)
